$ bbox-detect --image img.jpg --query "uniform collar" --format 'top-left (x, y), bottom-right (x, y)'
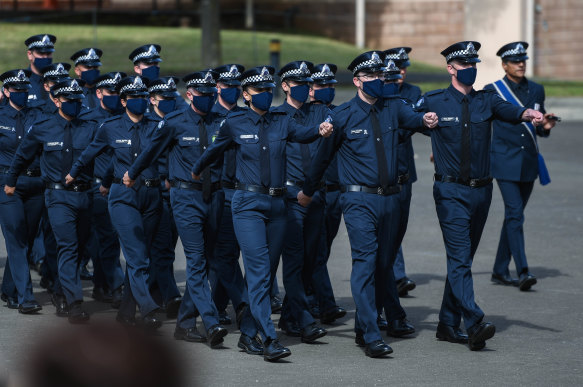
top-left (247, 107), bottom-right (267, 125)
top-left (211, 102), bottom-right (230, 116)
top-left (187, 104), bottom-right (213, 125)
top-left (355, 93), bottom-right (384, 113)
top-left (282, 100), bottom-right (309, 119)
top-left (504, 75), bottom-right (528, 91)
top-left (122, 112), bottom-right (143, 129)
top-left (447, 84), bottom-right (477, 103)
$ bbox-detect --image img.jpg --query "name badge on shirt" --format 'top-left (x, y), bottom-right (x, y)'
top-left (46, 141), bottom-right (63, 148)
top-left (0, 125), bottom-right (14, 132)
top-left (350, 129), bottom-right (368, 135)
top-left (116, 139), bottom-right (131, 145)
top-left (182, 136), bottom-right (199, 142)
top-left (240, 134), bottom-right (258, 140)
top-left (441, 117), bottom-right (458, 122)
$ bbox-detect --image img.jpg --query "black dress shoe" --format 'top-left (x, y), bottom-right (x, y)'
top-left (80, 265), bottom-right (94, 281)
top-left (377, 314), bottom-right (388, 331)
top-left (467, 321), bottom-right (495, 351)
top-left (396, 277), bottom-right (416, 297)
top-left (174, 326), bottom-right (206, 342)
top-left (355, 332), bottom-right (365, 347)
top-left (111, 287), bottom-right (123, 309)
top-left (238, 334), bottom-right (263, 355)
top-left (519, 273), bottom-right (537, 291)
top-left (263, 338), bottom-right (291, 362)
top-left (68, 302), bottom-right (90, 324)
top-left (19, 302), bottom-right (42, 314)
top-left (51, 294), bottom-right (68, 317)
top-left (165, 296), bottom-right (182, 319)
top-left (271, 295), bottom-right (283, 314)
top-left (436, 322), bottom-right (468, 344)
top-left (301, 323), bottom-right (327, 343)
top-left (218, 310), bottom-right (232, 325)
top-left (141, 311), bottom-right (163, 330)
top-left (207, 325), bottom-right (228, 348)
top-left (278, 319), bottom-right (301, 337)
top-left (92, 287), bottom-right (113, 303)
top-left (2, 294), bottom-right (18, 309)
top-left (491, 272), bottom-right (519, 287)
top-left (320, 306), bottom-right (347, 324)
top-left (387, 318), bottom-right (415, 337)
top-left (365, 340), bottom-right (393, 358)
top-left (116, 314), bottom-right (136, 327)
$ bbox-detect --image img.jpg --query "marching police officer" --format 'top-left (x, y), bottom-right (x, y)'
top-left (307, 63), bottom-right (347, 324)
top-left (144, 76), bottom-right (182, 318)
top-left (485, 41), bottom-right (557, 291)
top-left (38, 63), bottom-right (74, 114)
top-left (299, 51), bottom-right (435, 358)
top-left (0, 69), bottom-right (43, 314)
top-left (415, 41), bottom-right (543, 350)
top-left (124, 70), bottom-right (229, 348)
top-left (209, 63), bottom-right (249, 325)
top-left (71, 48), bottom-right (104, 109)
top-left (67, 76), bottom-right (164, 329)
top-left (6, 78), bottom-right (97, 323)
top-left (191, 66), bottom-right (333, 361)
top-left (273, 60), bottom-right (329, 342)
top-left (384, 47), bottom-right (421, 297)
top-left (24, 34), bottom-right (56, 105)
top-left (128, 44), bottom-right (188, 110)
top-left (77, 71), bottom-right (126, 307)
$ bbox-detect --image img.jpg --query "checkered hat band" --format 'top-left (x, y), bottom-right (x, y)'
top-left (75, 54), bottom-right (100, 64)
top-left (219, 71), bottom-right (241, 79)
top-left (28, 41), bottom-right (53, 50)
top-left (241, 74), bottom-right (273, 86)
top-left (501, 48), bottom-right (526, 58)
top-left (44, 69), bottom-right (69, 77)
top-left (2, 76), bottom-right (30, 84)
top-left (120, 84), bottom-right (146, 94)
top-left (353, 59), bottom-right (384, 73)
top-left (54, 86), bottom-right (83, 94)
top-left (281, 68), bottom-right (310, 79)
top-left (132, 52), bottom-right (158, 63)
top-left (445, 50), bottom-right (478, 62)
top-left (385, 53), bottom-right (408, 61)
top-left (311, 72), bottom-right (334, 80)
top-left (186, 78), bottom-right (216, 87)
top-left (148, 84), bottom-right (176, 92)
top-left (96, 79), bottom-right (117, 88)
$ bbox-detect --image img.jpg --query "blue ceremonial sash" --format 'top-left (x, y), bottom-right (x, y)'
top-left (492, 79), bottom-right (550, 185)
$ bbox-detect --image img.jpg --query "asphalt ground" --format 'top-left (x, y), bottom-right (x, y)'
top-left (0, 100), bottom-right (582, 386)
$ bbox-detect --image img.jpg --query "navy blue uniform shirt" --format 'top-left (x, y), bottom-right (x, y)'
top-left (77, 106), bottom-right (118, 181)
top-left (416, 85), bottom-right (526, 180)
top-left (69, 112), bottom-right (161, 181)
top-left (191, 107), bottom-right (322, 187)
top-left (397, 82), bottom-right (422, 182)
top-left (7, 113), bottom-right (97, 186)
top-left (212, 102), bottom-right (243, 184)
top-left (484, 76), bottom-right (550, 182)
top-left (128, 106), bottom-right (222, 183)
top-left (0, 105), bottom-right (42, 170)
top-left (303, 94), bottom-right (425, 196)
top-left (27, 71), bottom-right (48, 106)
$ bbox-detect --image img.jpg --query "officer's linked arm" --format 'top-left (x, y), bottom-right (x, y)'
top-left (126, 121), bottom-right (173, 185)
top-left (191, 119), bottom-right (233, 180)
top-left (69, 123), bottom-right (109, 180)
top-left (5, 126), bottom-right (41, 192)
top-left (521, 109), bottom-right (544, 126)
top-left (397, 100), bottom-right (438, 130)
top-left (287, 115), bottom-right (331, 143)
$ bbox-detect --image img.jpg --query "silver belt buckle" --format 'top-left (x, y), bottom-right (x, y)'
top-left (377, 187), bottom-right (384, 195)
top-left (269, 187), bottom-right (275, 195)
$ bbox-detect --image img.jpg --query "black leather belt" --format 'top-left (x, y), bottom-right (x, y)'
top-left (326, 183), bottom-right (341, 192)
top-left (235, 183), bottom-right (286, 197)
top-left (46, 182), bottom-right (91, 192)
top-left (398, 173), bottom-right (410, 185)
top-left (0, 167), bottom-right (41, 177)
top-left (170, 180), bottom-right (221, 191)
top-left (434, 174), bottom-right (492, 188)
top-left (285, 180), bottom-right (326, 190)
top-left (112, 177), bottom-right (161, 188)
top-left (341, 184), bottom-right (401, 196)
top-left (221, 180), bottom-right (236, 189)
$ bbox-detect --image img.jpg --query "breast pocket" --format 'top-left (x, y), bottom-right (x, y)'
top-left (436, 120), bottom-right (459, 143)
top-left (110, 141), bottom-right (131, 160)
top-left (345, 128), bottom-right (371, 157)
top-left (43, 142), bottom-right (64, 152)
top-left (178, 138), bottom-right (201, 158)
top-left (471, 112), bottom-right (493, 141)
top-left (234, 135), bottom-right (260, 161)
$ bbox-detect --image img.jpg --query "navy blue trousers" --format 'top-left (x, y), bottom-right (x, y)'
top-left (32, 208), bottom-right (61, 295)
top-left (310, 189), bottom-right (342, 313)
top-left (232, 190), bottom-right (287, 341)
top-left (393, 181), bottom-right (413, 281)
top-left (494, 179), bottom-right (535, 276)
top-left (86, 183), bottom-right (124, 292)
top-left (433, 181), bottom-right (491, 330)
top-left (0, 175), bottom-right (44, 305)
top-left (149, 191), bottom-right (180, 305)
top-left (109, 183), bottom-right (161, 317)
top-left (341, 192), bottom-right (404, 344)
top-left (280, 189), bottom-right (325, 329)
top-left (45, 188), bottom-right (92, 305)
top-left (172, 188), bottom-right (222, 332)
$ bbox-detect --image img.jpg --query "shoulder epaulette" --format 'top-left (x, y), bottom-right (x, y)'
top-left (227, 110), bottom-right (246, 118)
top-left (425, 89), bottom-right (444, 97)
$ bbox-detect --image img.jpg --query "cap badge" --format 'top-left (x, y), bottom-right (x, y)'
top-left (88, 48), bottom-right (99, 59)
top-left (147, 45), bottom-right (158, 56)
top-left (516, 43), bottom-right (525, 54)
top-left (322, 64), bottom-right (332, 76)
top-left (260, 67), bottom-right (270, 77)
top-left (467, 42), bottom-right (477, 55)
top-left (228, 65), bottom-right (239, 76)
top-left (56, 63), bottom-right (65, 73)
top-left (372, 51), bottom-right (381, 63)
top-left (17, 70), bottom-right (26, 80)
top-left (113, 72), bottom-right (122, 82)
top-left (168, 78), bottom-right (176, 88)
top-left (71, 79), bottom-right (81, 91)
top-left (386, 60), bottom-right (398, 72)
top-left (204, 71), bottom-right (214, 83)
top-left (133, 76), bottom-right (145, 88)
top-left (41, 35), bottom-right (51, 45)
top-left (300, 61), bottom-right (308, 74)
